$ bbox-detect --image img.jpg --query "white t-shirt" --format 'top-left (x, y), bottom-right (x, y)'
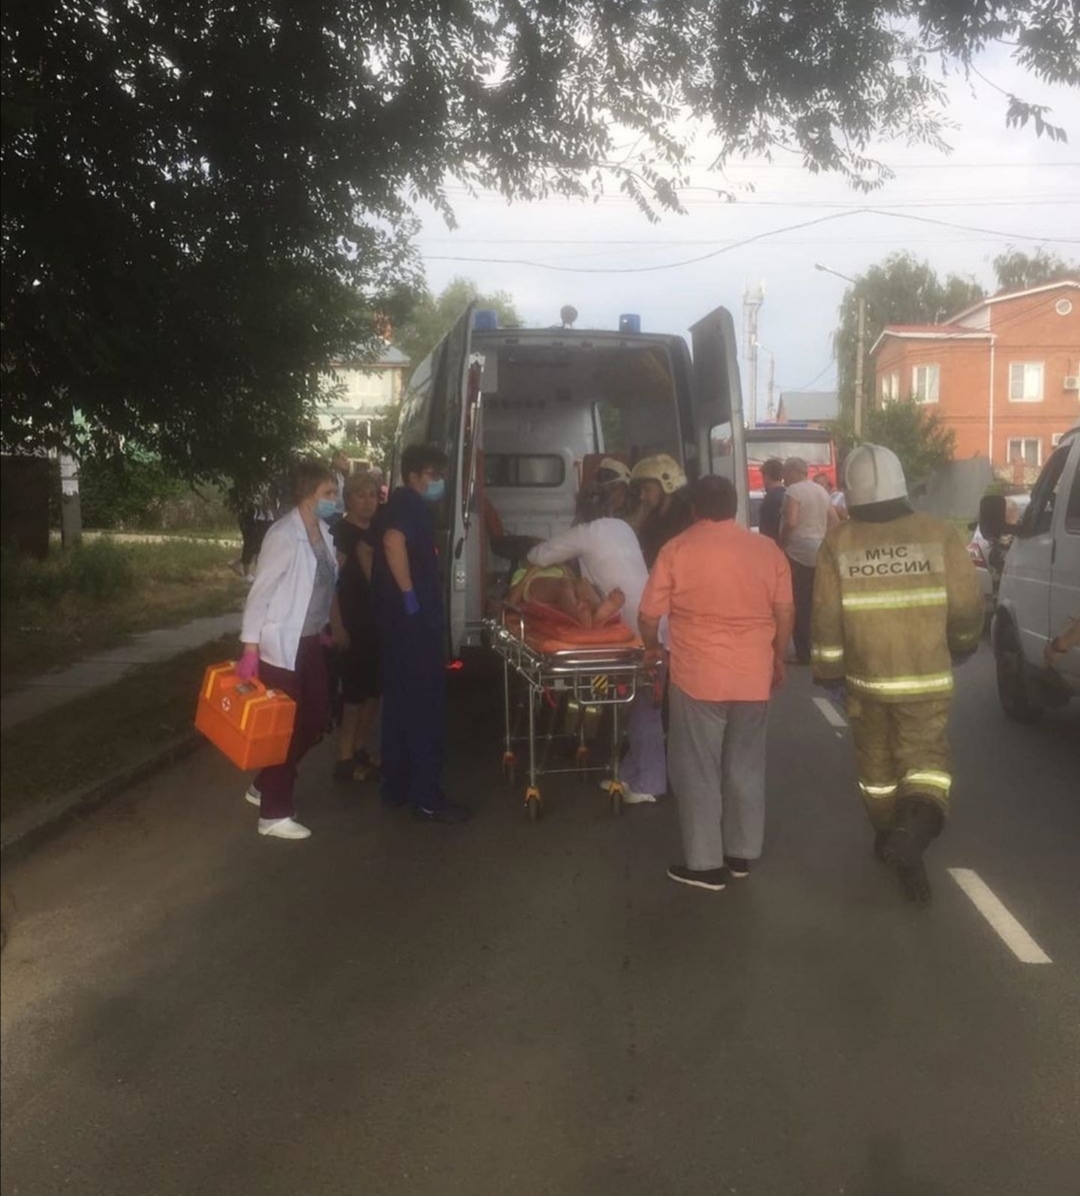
top-left (527, 518), bottom-right (649, 633)
top-left (784, 479), bottom-right (832, 567)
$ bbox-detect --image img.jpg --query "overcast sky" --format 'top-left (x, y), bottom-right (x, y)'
top-left (412, 50), bottom-right (1079, 419)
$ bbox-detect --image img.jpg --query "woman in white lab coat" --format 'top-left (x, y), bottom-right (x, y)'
top-left (238, 459), bottom-right (338, 840)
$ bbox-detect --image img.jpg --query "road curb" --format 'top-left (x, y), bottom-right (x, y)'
top-left (0, 731), bottom-right (206, 866)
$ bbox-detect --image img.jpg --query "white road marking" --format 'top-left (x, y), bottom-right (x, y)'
top-left (812, 696), bottom-right (848, 729)
top-left (948, 868), bottom-right (1053, 965)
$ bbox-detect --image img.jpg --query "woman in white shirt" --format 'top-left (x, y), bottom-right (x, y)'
top-left (238, 459), bottom-right (339, 840)
top-left (528, 483), bottom-right (667, 803)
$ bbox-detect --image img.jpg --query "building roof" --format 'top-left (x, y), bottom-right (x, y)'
top-left (948, 278), bottom-right (1079, 325)
top-left (871, 279), bottom-right (1079, 357)
top-left (776, 390), bottom-right (839, 423)
top-left (870, 325), bottom-right (992, 356)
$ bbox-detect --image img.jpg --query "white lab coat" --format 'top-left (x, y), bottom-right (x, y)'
top-left (240, 508), bottom-right (337, 671)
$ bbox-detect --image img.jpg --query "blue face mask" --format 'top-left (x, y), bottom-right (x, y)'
top-left (423, 478), bottom-right (446, 503)
top-left (315, 498), bottom-right (338, 521)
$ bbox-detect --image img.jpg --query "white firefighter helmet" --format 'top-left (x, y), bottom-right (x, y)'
top-left (596, 457), bottom-right (632, 485)
top-left (630, 453), bottom-right (687, 495)
top-left (844, 443), bottom-right (909, 508)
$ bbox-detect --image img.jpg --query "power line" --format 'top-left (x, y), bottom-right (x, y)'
top-left (424, 209), bottom-right (1080, 275)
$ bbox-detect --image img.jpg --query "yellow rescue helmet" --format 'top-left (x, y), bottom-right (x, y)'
top-left (630, 453), bottom-right (687, 495)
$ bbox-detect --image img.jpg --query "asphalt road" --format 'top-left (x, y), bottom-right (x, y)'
top-left (2, 646), bottom-right (1078, 1196)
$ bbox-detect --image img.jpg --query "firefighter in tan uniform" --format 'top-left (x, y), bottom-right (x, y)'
top-left (811, 445), bottom-right (983, 903)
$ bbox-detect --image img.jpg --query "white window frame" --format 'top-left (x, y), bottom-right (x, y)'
top-left (880, 371), bottom-right (900, 404)
top-left (911, 363), bottom-right (940, 404)
top-left (1008, 361), bottom-right (1045, 403)
top-left (1006, 437), bottom-right (1041, 469)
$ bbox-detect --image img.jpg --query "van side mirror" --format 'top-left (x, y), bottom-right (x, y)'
top-left (977, 494), bottom-right (1007, 540)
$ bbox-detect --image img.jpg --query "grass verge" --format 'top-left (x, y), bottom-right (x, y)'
top-left (1, 538), bottom-right (247, 693)
top-left (0, 636), bottom-right (236, 825)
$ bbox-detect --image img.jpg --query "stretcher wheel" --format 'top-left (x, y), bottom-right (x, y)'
top-left (524, 788), bottom-right (543, 822)
top-left (608, 781), bottom-right (624, 817)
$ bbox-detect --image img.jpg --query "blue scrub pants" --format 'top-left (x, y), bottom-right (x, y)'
top-left (379, 615), bottom-right (447, 811)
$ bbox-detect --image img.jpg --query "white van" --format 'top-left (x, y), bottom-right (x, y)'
top-left (993, 422), bottom-right (1080, 721)
top-left (389, 304), bottom-right (749, 655)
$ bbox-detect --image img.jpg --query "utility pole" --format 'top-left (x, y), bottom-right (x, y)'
top-left (815, 263), bottom-right (866, 437)
top-left (742, 283), bottom-right (764, 428)
top-left (854, 294), bottom-right (866, 439)
top-left (59, 451), bottom-right (82, 548)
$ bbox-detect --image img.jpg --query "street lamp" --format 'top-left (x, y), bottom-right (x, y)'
top-left (816, 263), bottom-right (867, 438)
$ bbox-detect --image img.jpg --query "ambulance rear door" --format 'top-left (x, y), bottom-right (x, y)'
top-left (689, 306), bottom-right (749, 527)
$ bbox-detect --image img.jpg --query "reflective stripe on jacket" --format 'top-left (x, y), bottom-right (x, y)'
top-left (810, 512), bottom-right (983, 703)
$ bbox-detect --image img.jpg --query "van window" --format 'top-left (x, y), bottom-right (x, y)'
top-left (745, 439), bottom-right (832, 466)
top-left (1065, 460), bottom-right (1080, 535)
top-left (1021, 444), bottom-right (1071, 537)
top-left (485, 454), bottom-right (566, 488)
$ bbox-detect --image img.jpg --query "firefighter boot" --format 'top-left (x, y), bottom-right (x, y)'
top-left (882, 798), bottom-right (944, 905)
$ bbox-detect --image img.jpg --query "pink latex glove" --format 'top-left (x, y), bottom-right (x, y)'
top-left (235, 649), bottom-right (259, 682)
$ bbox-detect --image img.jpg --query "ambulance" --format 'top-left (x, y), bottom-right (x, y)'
top-left (388, 305), bottom-right (749, 655)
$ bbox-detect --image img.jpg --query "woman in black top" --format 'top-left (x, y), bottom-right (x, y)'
top-left (330, 472), bottom-right (382, 781)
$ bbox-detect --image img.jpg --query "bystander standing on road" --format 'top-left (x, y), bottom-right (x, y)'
top-left (639, 475), bottom-right (795, 892)
top-left (238, 459), bottom-right (339, 840)
top-left (373, 444), bottom-right (470, 823)
top-left (528, 480), bottom-right (666, 804)
top-left (815, 472), bottom-right (848, 521)
top-left (758, 457), bottom-right (786, 543)
top-left (330, 472), bottom-right (382, 783)
top-left (811, 444), bottom-right (983, 903)
top-left (781, 456), bottom-right (837, 664)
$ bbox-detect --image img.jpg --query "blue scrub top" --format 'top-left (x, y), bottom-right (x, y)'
top-left (373, 486), bottom-right (444, 634)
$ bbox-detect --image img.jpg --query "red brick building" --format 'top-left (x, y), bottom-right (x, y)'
top-left (871, 280), bottom-right (1080, 482)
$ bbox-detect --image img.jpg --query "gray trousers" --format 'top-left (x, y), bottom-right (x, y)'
top-left (668, 685), bottom-right (769, 871)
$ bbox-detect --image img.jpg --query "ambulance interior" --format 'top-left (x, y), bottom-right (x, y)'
top-left (469, 335), bottom-right (684, 625)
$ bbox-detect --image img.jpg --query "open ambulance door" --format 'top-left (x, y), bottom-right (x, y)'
top-left (689, 306), bottom-right (749, 528)
top-left (431, 303), bottom-right (477, 657)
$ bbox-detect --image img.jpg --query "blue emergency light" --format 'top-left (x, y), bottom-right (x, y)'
top-left (473, 309), bottom-right (499, 332)
top-left (619, 313), bottom-right (642, 334)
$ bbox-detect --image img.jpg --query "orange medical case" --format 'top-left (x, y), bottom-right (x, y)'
top-left (194, 661), bottom-right (296, 771)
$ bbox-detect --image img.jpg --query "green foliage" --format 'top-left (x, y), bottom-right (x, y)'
top-left (395, 279), bottom-right (523, 372)
top-left (992, 248), bottom-right (1080, 292)
top-left (831, 398), bottom-right (955, 490)
top-left (1, 536), bottom-right (235, 609)
top-left (3, 4), bottom-right (1076, 481)
top-left (833, 253), bottom-right (985, 421)
top-left (76, 456), bottom-right (188, 531)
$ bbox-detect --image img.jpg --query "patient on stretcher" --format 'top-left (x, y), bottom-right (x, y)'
top-left (507, 565), bottom-right (625, 629)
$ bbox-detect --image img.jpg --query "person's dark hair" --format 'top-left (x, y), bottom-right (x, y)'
top-left (689, 475), bottom-right (738, 522)
top-left (401, 443), bottom-right (449, 481)
top-left (292, 458), bottom-right (335, 504)
top-left (761, 457), bottom-right (784, 484)
top-left (574, 481), bottom-right (618, 524)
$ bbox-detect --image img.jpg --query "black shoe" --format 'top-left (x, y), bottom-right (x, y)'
top-left (667, 864), bottom-right (728, 892)
top-left (413, 802), bottom-right (472, 824)
top-left (881, 798), bottom-right (943, 904)
top-left (723, 856), bottom-right (750, 878)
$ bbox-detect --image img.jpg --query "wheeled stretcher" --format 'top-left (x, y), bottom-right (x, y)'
top-left (484, 605), bottom-right (646, 820)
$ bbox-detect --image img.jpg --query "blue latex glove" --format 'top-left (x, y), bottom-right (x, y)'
top-left (402, 589), bottom-right (421, 616)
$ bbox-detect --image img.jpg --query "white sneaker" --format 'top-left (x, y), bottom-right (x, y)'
top-left (258, 817), bottom-right (311, 840)
top-left (245, 785), bottom-right (261, 806)
top-left (598, 780), bottom-right (657, 804)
